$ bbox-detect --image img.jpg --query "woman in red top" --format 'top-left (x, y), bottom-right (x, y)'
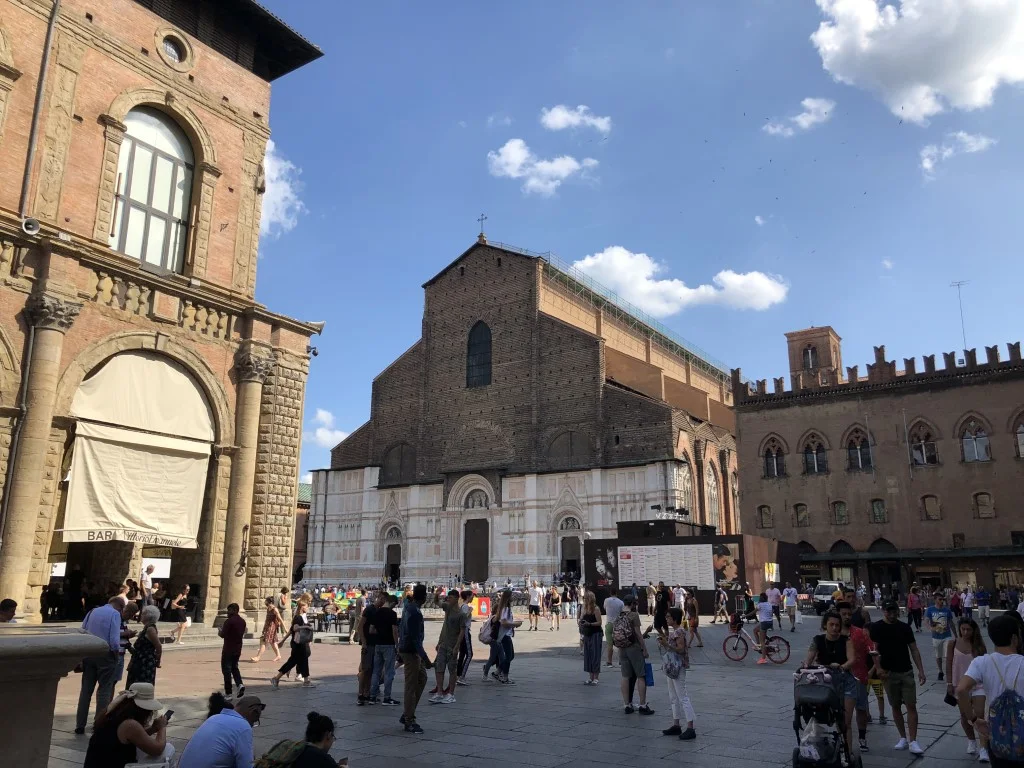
top-left (840, 602), bottom-right (873, 753)
top-left (906, 587), bottom-right (923, 632)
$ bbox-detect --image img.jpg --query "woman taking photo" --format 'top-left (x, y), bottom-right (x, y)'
top-left (125, 605), bottom-right (162, 688)
top-left (579, 590), bottom-right (603, 685)
top-left (270, 601), bottom-right (318, 689)
top-left (252, 596), bottom-right (284, 663)
top-left (171, 584), bottom-right (190, 644)
top-left (658, 607), bottom-right (695, 740)
top-left (83, 683), bottom-right (171, 768)
top-left (946, 619), bottom-right (988, 762)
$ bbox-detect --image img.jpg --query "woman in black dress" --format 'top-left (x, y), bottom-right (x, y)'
top-left (171, 584), bottom-right (189, 644)
top-left (126, 605), bottom-right (162, 688)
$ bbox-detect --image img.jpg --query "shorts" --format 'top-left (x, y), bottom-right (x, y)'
top-left (786, 605), bottom-right (797, 616)
top-left (435, 646), bottom-right (458, 676)
top-left (978, 606), bottom-right (990, 618)
top-left (844, 674), bottom-right (869, 711)
top-left (529, 605), bottom-right (540, 615)
top-left (604, 622), bottom-right (614, 644)
top-left (772, 605), bottom-right (781, 619)
top-left (932, 637), bottom-right (950, 658)
top-left (884, 669), bottom-right (917, 709)
top-left (760, 620), bottom-right (774, 632)
top-left (619, 644), bottom-right (645, 680)
top-left (654, 613), bottom-right (668, 631)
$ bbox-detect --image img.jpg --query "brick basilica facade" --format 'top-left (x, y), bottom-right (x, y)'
top-left (307, 238), bottom-right (739, 584)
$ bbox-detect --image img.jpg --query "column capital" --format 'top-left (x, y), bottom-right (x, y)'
top-left (25, 294), bottom-right (81, 333)
top-left (234, 347), bottom-right (274, 383)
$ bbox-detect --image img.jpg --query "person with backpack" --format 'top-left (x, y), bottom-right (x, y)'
top-left (957, 614), bottom-right (1024, 768)
top-left (270, 601), bottom-right (317, 689)
top-left (254, 711), bottom-right (348, 768)
top-left (658, 606), bottom-right (695, 740)
top-left (614, 594), bottom-right (653, 715)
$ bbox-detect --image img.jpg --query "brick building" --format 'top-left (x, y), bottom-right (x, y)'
top-left (732, 327), bottom-right (1024, 592)
top-left (307, 237), bottom-right (739, 585)
top-left (0, 0), bottom-right (322, 626)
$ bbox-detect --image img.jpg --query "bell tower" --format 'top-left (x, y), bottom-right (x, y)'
top-left (784, 327), bottom-right (842, 388)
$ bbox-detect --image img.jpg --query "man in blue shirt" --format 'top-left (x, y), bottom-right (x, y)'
top-left (924, 593), bottom-right (954, 681)
top-left (397, 584), bottom-right (432, 734)
top-left (178, 695), bottom-right (264, 768)
top-left (75, 596), bottom-right (125, 733)
top-left (974, 586), bottom-right (991, 627)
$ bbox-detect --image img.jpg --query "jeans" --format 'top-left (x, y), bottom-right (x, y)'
top-left (482, 640), bottom-right (503, 675)
top-left (400, 652), bottom-right (427, 723)
top-left (77, 653), bottom-right (118, 730)
top-left (499, 635), bottom-right (515, 674)
top-left (221, 652), bottom-right (243, 695)
top-left (369, 645), bottom-right (397, 699)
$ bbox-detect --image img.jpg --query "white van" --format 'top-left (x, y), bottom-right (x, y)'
top-left (813, 581), bottom-right (842, 614)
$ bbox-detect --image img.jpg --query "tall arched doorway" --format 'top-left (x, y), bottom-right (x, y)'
top-left (557, 516), bottom-right (582, 577)
top-left (384, 526), bottom-right (402, 584)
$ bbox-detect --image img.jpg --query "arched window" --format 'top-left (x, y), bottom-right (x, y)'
top-left (756, 505), bottom-right (773, 528)
top-left (870, 498), bottom-right (887, 524)
top-left (548, 431), bottom-right (585, 468)
top-left (961, 420), bottom-right (991, 462)
top-left (921, 495), bottom-right (941, 521)
top-left (973, 492), bottom-right (994, 519)
top-left (846, 430), bottom-right (872, 471)
top-left (381, 442), bottom-right (416, 485)
top-left (705, 462), bottom-right (720, 530)
top-left (832, 501), bottom-right (848, 525)
top-left (674, 460), bottom-right (693, 516)
top-left (794, 504), bottom-right (810, 527)
top-left (763, 438), bottom-right (786, 478)
top-left (803, 345), bottom-right (818, 370)
top-left (110, 107), bottom-right (194, 273)
top-left (909, 423), bottom-right (938, 466)
top-left (1016, 421), bottom-right (1024, 458)
top-left (466, 321), bottom-right (492, 388)
top-left (803, 436), bottom-right (828, 474)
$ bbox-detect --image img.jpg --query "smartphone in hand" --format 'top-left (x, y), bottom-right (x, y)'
top-left (164, 710), bottom-right (174, 724)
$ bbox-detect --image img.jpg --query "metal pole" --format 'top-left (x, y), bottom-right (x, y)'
top-left (951, 281), bottom-right (968, 352)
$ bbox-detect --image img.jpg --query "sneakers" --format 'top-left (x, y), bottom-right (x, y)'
top-left (584, 679), bottom-right (595, 686)
top-left (859, 739), bottom-right (869, 752)
top-left (662, 725), bottom-right (682, 736)
top-left (638, 705), bottom-right (654, 716)
top-left (978, 747), bottom-right (990, 763)
top-left (482, 669), bottom-right (490, 682)
top-left (456, 677), bottom-right (469, 686)
top-left (236, 685), bottom-right (245, 699)
top-left (302, 680), bottom-right (317, 688)
top-left (491, 671), bottom-right (501, 681)
top-left (757, 658), bottom-right (769, 665)
top-left (968, 741), bottom-right (979, 756)
top-left (381, 698), bottom-right (400, 706)
top-left (270, 677), bottom-right (279, 689)
top-left (878, 716), bottom-right (888, 725)
top-left (499, 677), bottom-right (515, 685)
top-left (679, 728), bottom-right (696, 741)
top-left (624, 705), bottom-right (634, 714)
top-left (404, 722), bottom-right (424, 734)
top-left (909, 741), bottom-right (924, 755)
top-left (442, 694), bottom-right (456, 704)
top-left (894, 738), bottom-right (909, 750)
top-left (366, 697), bottom-right (377, 705)
top-left (429, 693), bottom-right (443, 704)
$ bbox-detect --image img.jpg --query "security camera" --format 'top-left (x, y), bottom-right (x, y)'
top-left (306, 345), bottom-right (318, 357)
top-left (21, 218), bottom-right (41, 236)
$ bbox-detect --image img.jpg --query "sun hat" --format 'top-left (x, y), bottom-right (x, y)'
top-left (126, 682), bottom-right (163, 711)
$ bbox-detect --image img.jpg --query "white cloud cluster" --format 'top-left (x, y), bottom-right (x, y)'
top-left (754, 215), bottom-right (766, 226)
top-left (300, 472), bottom-right (313, 484)
top-left (260, 140), bottom-right (306, 238)
top-left (487, 114), bottom-right (512, 127)
top-left (811, 0), bottom-right (1024, 124)
top-left (763, 98), bottom-right (836, 137)
top-left (572, 246), bottom-right (788, 317)
top-left (539, 104), bottom-right (612, 134)
top-left (487, 139), bottom-right (598, 196)
top-left (881, 259), bottom-right (894, 270)
top-left (304, 408), bottom-right (349, 449)
top-left (920, 131), bottom-right (996, 177)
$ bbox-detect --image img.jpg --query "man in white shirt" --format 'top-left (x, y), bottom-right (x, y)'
top-left (140, 564), bottom-right (155, 606)
top-left (782, 582), bottom-right (799, 633)
top-left (603, 588), bottom-right (625, 667)
top-left (766, 583), bottom-right (783, 630)
top-left (528, 581), bottom-right (543, 631)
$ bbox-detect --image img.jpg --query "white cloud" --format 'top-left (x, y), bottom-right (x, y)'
top-left (763, 97), bottom-right (836, 138)
top-left (881, 258), bottom-right (894, 269)
top-left (260, 140), bottom-right (306, 238)
top-left (487, 139), bottom-right (597, 196)
top-left (572, 246), bottom-right (788, 317)
top-left (304, 408), bottom-right (349, 450)
top-left (458, 120), bottom-right (468, 128)
top-left (811, 0), bottom-right (1024, 124)
top-left (754, 215), bottom-right (766, 226)
top-left (487, 114), bottom-right (512, 127)
top-left (919, 131), bottom-right (996, 177)
top-left (300, 472), bottom-right (313, 485)
top-left (539, 104), bottom-right (612, 134)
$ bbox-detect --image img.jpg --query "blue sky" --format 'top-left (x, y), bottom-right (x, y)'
top-left (253, 1), bottom-right (1024, 479)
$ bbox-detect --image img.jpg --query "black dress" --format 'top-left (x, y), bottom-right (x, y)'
top-left (126, 623), bottom-right (159, 687)
top-left (83, 721), bottom-right (137, 768)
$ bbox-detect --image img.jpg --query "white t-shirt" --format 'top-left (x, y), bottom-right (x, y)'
top-left (783, 587), bottom-right (799, 607)
top-left (140, 572), bottom-right (152, 592)
top-left (528, 587), bottom-right (543, 607)
top-left (766, 588), bottom-right (782, 606)
top-left (963, 592), bottom-right (975, 608)
top-left (757, 602), bottom-right (774, 622)
top-left (604, 596), bottom-right (624, 623)
top-left (965, 653), bottom-right (1024, 702)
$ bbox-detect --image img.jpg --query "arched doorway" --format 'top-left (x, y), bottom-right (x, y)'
top-left (384, 526), bottom-right (402, 584)
top-left (557, 516), bottom-right (582, 577)
top-left (868, 538), bottom-right (901, 593)
top-left (462, 489), bottom-right (490, 582)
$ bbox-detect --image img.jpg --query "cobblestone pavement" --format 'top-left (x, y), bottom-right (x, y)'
top-left (50, 615), bottom-right (982, 768)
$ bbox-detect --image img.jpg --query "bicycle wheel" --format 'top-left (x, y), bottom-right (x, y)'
top-left (722, 633), bottom-right (748, 661)
top-left (766, 635), bottom-right (791, 664)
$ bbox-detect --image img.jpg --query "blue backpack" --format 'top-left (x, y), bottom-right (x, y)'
top-left (987, 659), bottom-right (1024, 762)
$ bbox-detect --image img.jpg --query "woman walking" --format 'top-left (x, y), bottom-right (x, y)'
top-left (496, 590), bottom-right (520, 684)
top-left (277, 586), bottom-right (291, 628)
top-left (658, 607), bottom-right (696, 740)
top-left (548, 586), bottom-right (562, 631)
top-left (170, 585), bottom-right (190, 644)
top-left (251, 597), bottom-right (284, 663)
top-left (481, 596), bottom-right (504, 681)
top-left (270, 601), bottom-right (318, 689)
top-left (685, 592), bottom-right (704, 647)
top-left (579, 590), bottom-right (603, 685)
top-left (946, 619), bottom-right (989, 762)
top-left (125, 605), bottom-right (161, 689)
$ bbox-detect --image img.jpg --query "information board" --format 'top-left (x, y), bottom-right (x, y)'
top-left (617, 544), bottom-right (716, 590)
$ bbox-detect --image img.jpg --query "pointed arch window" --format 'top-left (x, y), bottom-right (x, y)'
top-left (961, 420), bottom-right (991, 463)
top-left (847, 430), bottom-right (872, 471)
top-left (763, 438), bottom-right (786, 478)
top-left (909, 423), bottom-right (938, 466)
top-left (466, 321), bottom-right (492, 388)
top-left (803, 437), bottom-right (828, 474)
top-left (756, 505), bottom-right (773, 529)
top-left (674, 460), bottom-right (693, 516)
top-left (705, 463), bottom-right (720, 530)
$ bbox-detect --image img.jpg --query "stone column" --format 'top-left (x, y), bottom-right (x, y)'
top-left (215, 346), bottom-right (272, 625)
top-left (0, 295), bottom-right (80, 618)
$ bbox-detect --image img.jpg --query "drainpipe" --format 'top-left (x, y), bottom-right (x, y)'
top-left (20, 0), bottom-right (63, 218)
top-left (0, 325), bottom-right (36, 549)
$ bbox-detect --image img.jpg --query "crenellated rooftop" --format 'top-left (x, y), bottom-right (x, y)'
top-left (732, 341), bottom-right (1024, 405)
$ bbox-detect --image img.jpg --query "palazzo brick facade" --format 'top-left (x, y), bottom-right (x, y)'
top-left (732, 327), bottom-right (1024, 591)
top-left (0, 0), bottom-right (322, 625)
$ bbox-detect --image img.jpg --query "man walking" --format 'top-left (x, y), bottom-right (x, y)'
top-left (924, 593), bottom-right (954, 681)
top-left (603, 588), bottom-right (624, 667)
top-left (430, 589), bottom-right (466, 704)
top-left (139, 564), bottom-right (155, 607)
top-left (75, 596), bottom-right (125, 734)
top-left (219, 602), bottom-right (247, 698)
top-left (614, 594), bottom-right (653, 715)
top-left (398, 584), bottom-right (432, 734)
top-left (766, 582), bottom-right (783, 630)
top-left (356, 592), bottom-right (383, 705)
top-left (975, 586), bottom-right (991, 627)
top-left (528, 581), bottom-right (543, 631)
top-left (783, 582), bottom-right (799, 632)
top-left (870, 600), bottom-right (927, 755)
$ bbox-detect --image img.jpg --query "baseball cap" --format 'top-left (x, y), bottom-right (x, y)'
top-left (882, 600), bottom-right (899, 611)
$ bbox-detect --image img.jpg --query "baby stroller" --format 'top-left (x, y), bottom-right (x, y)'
top-left (792, 667), bottom-right (859, 768)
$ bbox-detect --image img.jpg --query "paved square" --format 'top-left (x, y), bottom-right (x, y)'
top-left (50, 616), bottom-right (981, 768)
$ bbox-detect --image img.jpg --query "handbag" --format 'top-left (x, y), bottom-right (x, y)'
top-left (662, 649), bottom-right (683, 680)
top-left (295, 623), bottom-right (314, 645)
top-left (644, 661), bottom-right (655, 687)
